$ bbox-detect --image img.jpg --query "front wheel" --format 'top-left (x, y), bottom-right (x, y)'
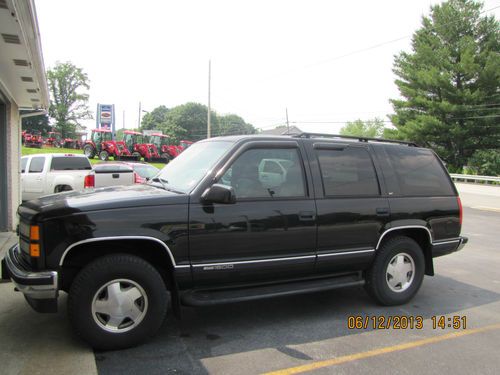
top-left (99, 150), bottom-right (109, 161)
top-left (365, 236), bottom-right (425, 306)
top-left (68, 254), bottom-right (168, 350)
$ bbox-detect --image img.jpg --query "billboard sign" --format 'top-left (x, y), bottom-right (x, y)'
top-left (96, 103), bottom-right (115, 132)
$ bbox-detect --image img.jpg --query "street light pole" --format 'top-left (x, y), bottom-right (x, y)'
top-left (207, 60), bottom-right (211, 138)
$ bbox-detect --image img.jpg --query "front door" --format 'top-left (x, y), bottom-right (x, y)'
top-left (22, 156), bottom-right (46, 200)
top-left (189, 142), bottom-right (317, 287)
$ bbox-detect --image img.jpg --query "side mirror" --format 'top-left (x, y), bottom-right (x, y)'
top-left (201, 184), bottom-right (236, 204)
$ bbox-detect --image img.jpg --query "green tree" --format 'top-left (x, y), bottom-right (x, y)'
top-left (467, 149), bottom-right (500, 175)
top-left (141, 105), bottom-right (169, 131)
top-left (21, 112), bottom-right (51, 135)
top-left (165, 102), bottom-right (217, 141)
top-left (47, 62), bottom-right (92, 138)
top-left (340, 118), bottom-right (385, 138)
top-left (218, 114), bottom-right (256, 136)
top-left (390, 0), bottom-right (500, 170)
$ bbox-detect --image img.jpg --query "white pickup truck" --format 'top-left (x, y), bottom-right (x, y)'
top-left (21, 153), bottom-right (92, 201)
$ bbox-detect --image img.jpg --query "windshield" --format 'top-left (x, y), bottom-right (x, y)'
top-left (154, 140), bottom-right (232, 193)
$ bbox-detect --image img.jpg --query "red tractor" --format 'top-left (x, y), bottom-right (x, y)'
top-left (123, 130), bottom-right (169, 163)
top-left (46, 132), bottom-right (63, 148)
top-left (180, 140), bottom-right (193, 150)
top-left (63, 137), bottom-right (78, 149)
top-left (83, 129), bottom-right (138, 161)
top-left (23, 130), bottom-right (44, 148)
top-left (147, 133), bottom-right (183, 161)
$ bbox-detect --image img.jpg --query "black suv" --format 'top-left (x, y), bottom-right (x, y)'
top-left (2, 133), bottom-right (467, 349)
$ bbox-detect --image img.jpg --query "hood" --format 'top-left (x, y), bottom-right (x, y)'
top-left (19, 184), bottom-right (188, 222)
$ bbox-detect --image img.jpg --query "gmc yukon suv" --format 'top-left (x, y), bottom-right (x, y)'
top-left (2, 133), bottom-right (467, 349)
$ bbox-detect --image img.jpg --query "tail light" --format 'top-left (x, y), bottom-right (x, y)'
top-left (134, 172), bottom-right (145, 184)
top-left (84, 174), bottom-right (95, 188)
top-left (457, 196), bottom-right (463, 226)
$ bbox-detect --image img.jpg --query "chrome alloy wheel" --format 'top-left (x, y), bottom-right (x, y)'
top-left (386, 253), bottom-right (415, 293)
top-left (91, 279), bottom-right (148, 333)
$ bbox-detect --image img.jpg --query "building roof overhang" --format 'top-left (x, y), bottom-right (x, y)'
top-left (0, 0), bottom-right (49, 110)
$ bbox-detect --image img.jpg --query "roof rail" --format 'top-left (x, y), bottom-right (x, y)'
top-left (293, 132), bottom-right (418, 147)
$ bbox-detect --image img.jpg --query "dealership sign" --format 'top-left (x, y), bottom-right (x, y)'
top-left (96, 103), bottom-right (115, 131)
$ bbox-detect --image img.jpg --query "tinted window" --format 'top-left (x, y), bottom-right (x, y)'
top-left (220, 148), bottom-right (305, 199)
top-left (384, 146), bottom-right (454, 196)
top-left (51, 157), bottom-right (92, 171)
top-left (21, 157), bottom-right (27, 173)
top-left (316, 147), bottom-right (379, 196)
top-left (28, 157), bottom-right (45, 173)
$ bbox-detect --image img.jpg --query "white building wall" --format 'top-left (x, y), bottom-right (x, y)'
top-left (6, 102), bottom-right (20, 231)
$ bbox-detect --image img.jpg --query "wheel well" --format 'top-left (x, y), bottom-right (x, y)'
top-left (60, 239), bottom-right (176, 293)
top-left (54, 184), bottom-right (72, 193)
top-left (378, 228), bottom-right (434, 276)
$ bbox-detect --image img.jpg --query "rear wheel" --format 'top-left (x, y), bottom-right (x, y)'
top-left (83, 144), bottom-right (96, 158)
top-left (132, 152), bottom-right (141, 161)
top-left (68, 254), bottom-right (168, 350)
top-left (99, 150), bottom-right (109, 161)
top-left (365, 236), bottom-right (425, 306)
top-left (161, 153), bottom-right (172, 162)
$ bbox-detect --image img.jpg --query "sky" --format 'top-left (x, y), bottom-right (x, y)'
top-left (35, 0), bottom-right (500, 134)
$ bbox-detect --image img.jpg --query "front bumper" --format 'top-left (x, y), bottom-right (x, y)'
top-left (1, 244), bottom-right (58, 312)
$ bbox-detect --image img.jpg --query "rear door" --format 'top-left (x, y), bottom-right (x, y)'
top-left (305, 141), bottom-right (390, 273)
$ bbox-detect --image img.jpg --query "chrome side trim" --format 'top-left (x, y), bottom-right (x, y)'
top-left (192, 254), bottom-right (316, 268)
top-left (59, 236), bottom-right (177, 266)
top-left (432, 239), bottom-right (460, 246)
top-left (317, 249), bottom-right (375, 257)
top-left (376, 225), bottom-right (433, 250)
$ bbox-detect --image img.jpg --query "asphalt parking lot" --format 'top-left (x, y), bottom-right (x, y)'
top-left (1, 182), bottom-right (499, 375)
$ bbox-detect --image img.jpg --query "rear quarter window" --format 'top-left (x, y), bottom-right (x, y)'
top-left (51, 157), bottom-right (92, 171)
top-left (384, 146), bottom-right (455, 196)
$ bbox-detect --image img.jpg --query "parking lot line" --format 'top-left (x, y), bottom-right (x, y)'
top-left (263, 323), bottom-right (500, 375)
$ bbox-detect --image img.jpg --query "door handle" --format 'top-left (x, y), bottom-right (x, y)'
top-left (376, 207), bottom-right (390, 216)
top-left (299, 211), bottom-right (316, 221)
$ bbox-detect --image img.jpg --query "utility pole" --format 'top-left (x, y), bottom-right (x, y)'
top-left (137, 101), bottom-right (141, 129)
top-left (122, 110), bottom-right (125, 129)
top-left (286, 108), bottom-right (290, 134)
top-left (207, 60), bottom-right (211, 138)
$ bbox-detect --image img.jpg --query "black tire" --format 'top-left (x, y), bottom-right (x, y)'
top-left (132, 152), bottom-right (142, 161)
top-left (161, 153), bottom-right (172, 162)
top-left (54, 185), bottom-right (73, 193)
top-left (83, 144), bottom-right (96, 159)
top-left (99, 150), bottom-right (109, 161)
top-left (365, 236), bottom-right (425, 306)
top-left (68, 254), bottom-right (168, 350)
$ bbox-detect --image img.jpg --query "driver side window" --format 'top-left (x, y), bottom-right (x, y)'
top-left (220, 147), bottom-right (306, 199)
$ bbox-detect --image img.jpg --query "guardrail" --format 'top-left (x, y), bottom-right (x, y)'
top-left (450, 174), bottom-right (500, 184)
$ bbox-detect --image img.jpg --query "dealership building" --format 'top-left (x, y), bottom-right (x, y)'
top-left (0, 0), bottom-right (49, 231)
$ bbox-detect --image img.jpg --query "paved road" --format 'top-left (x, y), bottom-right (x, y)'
top-left (95, 184), bottom-right (500, 375)
top-left (1, 183), bottom-right (499, 375)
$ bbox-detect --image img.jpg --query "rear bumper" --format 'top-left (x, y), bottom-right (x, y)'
top-left (432, 236), bottom-right (468, 258)
top-left (2, 244), bottom-right (58, 312)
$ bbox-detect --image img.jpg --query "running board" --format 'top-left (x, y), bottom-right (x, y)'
top-left (180, 273), bottom-right (364, 306)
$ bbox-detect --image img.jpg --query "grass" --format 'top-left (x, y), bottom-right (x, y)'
top-left (21, 146), bottom-right (166, 170)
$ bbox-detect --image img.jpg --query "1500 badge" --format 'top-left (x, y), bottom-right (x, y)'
top-left (203, 264), bottom-right (235, 271)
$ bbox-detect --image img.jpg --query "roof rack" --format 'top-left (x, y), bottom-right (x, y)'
top-left (293, 132), bottom-right (418, 147)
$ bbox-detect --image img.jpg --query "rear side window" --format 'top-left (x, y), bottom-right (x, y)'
top-left (51, 157), bottom-right (92, 171)
top-left (384, 146), bottom-right (454, 196)
top-left (316, 147), bottom-right (379, 196)
top-left (29, 157), bottom-right (45, 173)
